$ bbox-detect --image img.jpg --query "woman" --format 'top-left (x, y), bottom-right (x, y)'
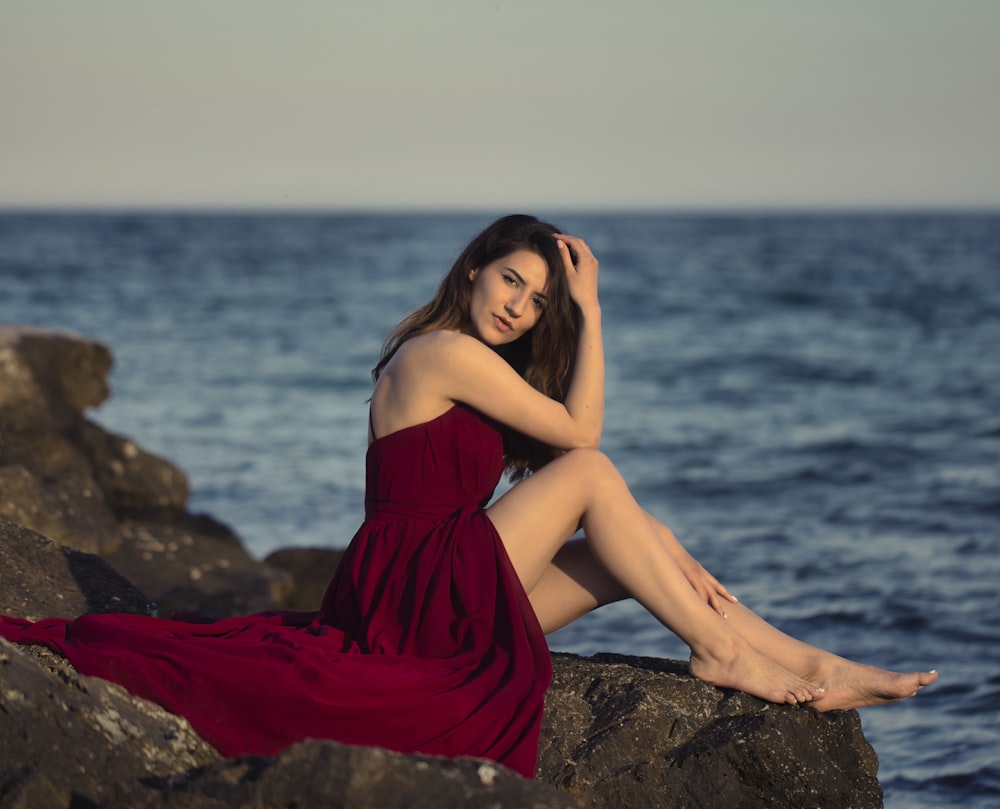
top-left (0, 214), bottom-right (936, 779)
top-left (362, 213), bottom-right (936, 707)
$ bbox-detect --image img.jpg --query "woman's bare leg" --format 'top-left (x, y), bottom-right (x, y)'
top-left (526, 512), bottom-right (938, 710)
top-left (527, 539), bottom-right (628, 633)
top-left (487, 449), bottom-right (821, 705)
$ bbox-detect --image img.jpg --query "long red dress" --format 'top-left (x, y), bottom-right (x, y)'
top-left (0, 404), bottom-right (552, 778)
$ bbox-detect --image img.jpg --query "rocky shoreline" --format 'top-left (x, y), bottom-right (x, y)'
top-left (0, 326), bottom-right (883, 808)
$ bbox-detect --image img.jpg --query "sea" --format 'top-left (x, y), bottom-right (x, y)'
top-left (1, 211), bottom-right (998, 808)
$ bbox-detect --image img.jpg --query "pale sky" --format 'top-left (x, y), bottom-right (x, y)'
top-left (2, 0), bottom-right (998, 210)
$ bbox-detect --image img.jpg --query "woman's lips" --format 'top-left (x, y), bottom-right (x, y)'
top-left (493, 314), bottom-right (513, 333)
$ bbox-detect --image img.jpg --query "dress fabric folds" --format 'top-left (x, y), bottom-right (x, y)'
top-left (0, 405), bottom-right (552, 778)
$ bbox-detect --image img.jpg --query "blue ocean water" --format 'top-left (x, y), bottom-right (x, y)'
top-left (1, 211), bottom-right (998, 807)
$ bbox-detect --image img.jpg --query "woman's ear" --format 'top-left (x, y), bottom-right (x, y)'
top-left (468, 268), bottom-right (478, 281)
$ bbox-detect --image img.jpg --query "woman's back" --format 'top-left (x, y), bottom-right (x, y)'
top-left (364, 404), bottom-right (504, 519)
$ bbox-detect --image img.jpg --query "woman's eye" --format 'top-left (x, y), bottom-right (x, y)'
top-left (532, 297), bottom-right (545, 310)
top-left (503, 274), bottom-right (518, 287)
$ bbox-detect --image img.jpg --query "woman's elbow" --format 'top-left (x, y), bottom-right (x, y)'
top-left (570, 428), bottom-right (602, 450)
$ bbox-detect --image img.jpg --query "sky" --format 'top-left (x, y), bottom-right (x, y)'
top-left (2, 0), bottom-right (999, 211)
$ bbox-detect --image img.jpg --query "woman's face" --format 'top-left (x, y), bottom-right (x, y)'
top-left (465, 249), bottom-right (549, 346)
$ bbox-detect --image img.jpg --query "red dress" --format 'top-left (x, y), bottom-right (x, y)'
top-left (0, 405), bottom-right (552, 778)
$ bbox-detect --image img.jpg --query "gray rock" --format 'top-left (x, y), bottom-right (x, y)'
top-left (540, 653), bottom-right (882, 809)
top-left (0, 327), bottom-right (186, 556)
top-left (0, 637), bottom-right (220, 807)
top-left (0, 461), bottom-right (120, 555)
top-left (0, 519), bottom-right (154, 620)
top-left (0, 326), bottom-right (111, 431)
top-left (134, 742), bottom-right (579, 809)
top-left (0, 528), bottom-right (883, 809)
top-left (0, 325), bottom-right (290, 615)
top-left (265, 546), bottom-right (345, 611)
top-left (104, 511), bottom-right (294, 618)
top-left (0, 639), bottom-right (578, 808)
top-left (76, 418), bottom-right (190, 513)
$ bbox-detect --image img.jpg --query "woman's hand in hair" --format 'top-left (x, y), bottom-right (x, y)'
top-left (556, 234), bottom-right (600, 316)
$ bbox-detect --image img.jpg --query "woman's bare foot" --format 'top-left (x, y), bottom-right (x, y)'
top-left (807, 658), bottom-right (938, 711)
top-left (689, 640), bottom-right (823, 706)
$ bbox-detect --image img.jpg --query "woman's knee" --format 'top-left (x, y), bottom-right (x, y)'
top-left (558, 447), bottom-right (621, 488)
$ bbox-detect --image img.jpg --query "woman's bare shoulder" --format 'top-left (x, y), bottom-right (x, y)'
top-left (394, 329), bottom-right (485, 366)
top-left (388, 330), bottom-right (516, 406)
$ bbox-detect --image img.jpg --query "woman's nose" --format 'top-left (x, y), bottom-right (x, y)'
top-left (505, 292), bottom-right (528, 318)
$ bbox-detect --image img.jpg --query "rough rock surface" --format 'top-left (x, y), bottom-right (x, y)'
top-left (541, 653), bottom-right (882, 809)
top-left (1, 637), bottom-right (220, 807)
top-left (0, 326), bottom-right (885, 808)
top-left (0, 326), bottom-right (291, 615)
top-left (0, 638), bottom-right (577, 809)
top-left (0, 519), bottom-right (154, 620)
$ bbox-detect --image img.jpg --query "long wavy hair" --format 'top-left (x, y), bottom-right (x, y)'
top-left (372, 214), bottom-right (578, 479)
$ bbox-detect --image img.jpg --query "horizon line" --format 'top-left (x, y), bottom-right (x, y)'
top-left (1, 202), bottom-right (999, 217)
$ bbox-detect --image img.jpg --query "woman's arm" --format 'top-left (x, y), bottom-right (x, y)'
top-left (557, 235), bottom-right (604, 448)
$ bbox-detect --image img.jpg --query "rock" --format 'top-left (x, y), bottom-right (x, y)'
top-left (76, 418), bottom-right (189, 513)
top-left (265, 546), bottom-right (345, 611)
top-left (540, 653), bottom-right (882, 809)
top-left (134, 742), bottom-right (579, 809)
top-left (0, 531), bottom-right (883, 809)
top-left (0, 325), bottom-right (292, 615)
top-left (0, 519), bottom-right (154, 620)
top-left (0, 637), bottom-right (220, 807)
top-left (0, 460), bottom-right (121, 555)
top-left (0, 326), bottom-right (187, 556)
top-left (1, 637), bottom-right (577, 808)
top-left (104, 511), bottom-right (294, 618)
top-left (0, 326), bottom-right (112, 431)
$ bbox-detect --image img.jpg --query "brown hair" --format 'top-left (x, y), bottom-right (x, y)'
top-left (373, 214), bottom-right (578, 478)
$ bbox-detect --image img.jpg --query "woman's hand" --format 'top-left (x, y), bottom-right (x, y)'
top-left (555, 234), bottom-right (600, 315)
top-left (676, 549), bottom-right (739, 617)
top-left (647, 512), bottom-right (737, 617)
